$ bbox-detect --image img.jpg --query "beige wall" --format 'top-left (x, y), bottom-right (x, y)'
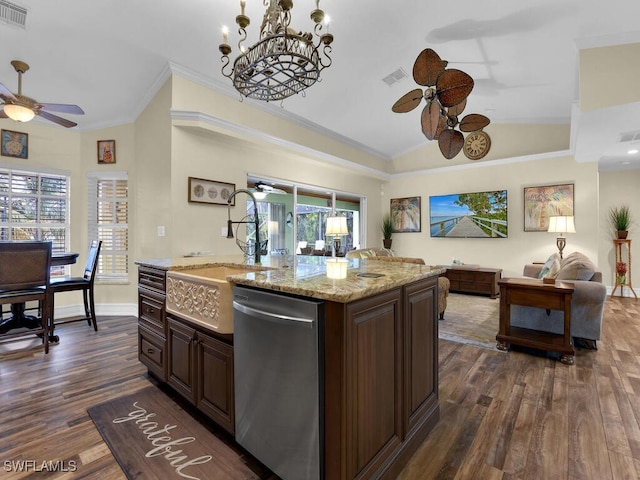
top-left (392, 124), bottom-right (571, 173)
top-left (580, 43), bottom-right (640, 112)
top-left (385, 156), bottom-right (600, 279)
top-left (598, 169), bottom-right (640, 290)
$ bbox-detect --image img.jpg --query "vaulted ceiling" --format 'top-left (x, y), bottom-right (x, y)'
top-left (1, 0), bottom-right (640, 171)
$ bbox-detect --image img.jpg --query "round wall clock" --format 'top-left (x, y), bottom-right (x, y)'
top-left (463, 130), bottom-right (491, 160)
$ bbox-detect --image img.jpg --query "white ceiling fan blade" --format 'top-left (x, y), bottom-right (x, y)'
top-left (38, 103), bottom-right (85, 115)
top-left (0, 82), bottom-right (17, 101)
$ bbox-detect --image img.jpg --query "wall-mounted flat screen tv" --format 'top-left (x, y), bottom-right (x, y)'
top-left (429, 190), bottom-right (508, 238)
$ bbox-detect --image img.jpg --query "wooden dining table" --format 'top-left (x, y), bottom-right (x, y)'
top-left (0, 251), bottom-right (79, 334)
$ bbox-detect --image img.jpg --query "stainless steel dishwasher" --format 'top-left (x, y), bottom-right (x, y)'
top-left (233, 285), bottom-right (324, 480)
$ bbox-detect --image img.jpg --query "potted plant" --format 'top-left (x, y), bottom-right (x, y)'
top-left (381, 213), bottom-right (394, 249)
top-left (609, 205), bottom-right (632, 239)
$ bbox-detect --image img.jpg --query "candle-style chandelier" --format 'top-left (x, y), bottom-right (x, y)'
top-left (218, 0), bottom-right (334, 102)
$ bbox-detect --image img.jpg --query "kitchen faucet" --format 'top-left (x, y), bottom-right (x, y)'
top-left (226, 189), bottom-right (262, 264)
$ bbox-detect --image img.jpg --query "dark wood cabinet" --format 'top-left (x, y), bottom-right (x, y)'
top-left (324, 276), bottom-right (440, 480)
top-left (138, 266), bottom-right (167, 380)
top-left (166, 314), bottom-right (235, 435)
top-left (195, 332), bottom-right (234, 434)
top-left (403, 279), bottom-right (439, 437)
top-left (167, 316), bottom-right (197, 401)
top-left (443, 266), bottom-right (502, 298)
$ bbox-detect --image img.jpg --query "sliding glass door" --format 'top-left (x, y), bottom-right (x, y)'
top-left (239, 178), bottom-right (364, 258)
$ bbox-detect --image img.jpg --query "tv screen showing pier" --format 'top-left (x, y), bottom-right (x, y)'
top-left (429, 190), bottom-right (508, 238)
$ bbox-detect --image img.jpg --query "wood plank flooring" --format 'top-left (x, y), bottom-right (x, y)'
top-left (0, 296), bottom-right (639, 479)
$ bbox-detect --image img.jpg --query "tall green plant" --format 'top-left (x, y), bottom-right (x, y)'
top-left (381, 213), bottom-right (394, 240)
top-left (609, 205), bottom-right (632, 231)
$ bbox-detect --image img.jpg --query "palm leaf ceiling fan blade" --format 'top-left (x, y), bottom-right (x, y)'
top-left (438, 129), bottom-right (464, 159)
top-left (447, 98), bottom-right (467, 117)
top-left (413, 48), bottom-right (445, 86)
top-left (436, 69), bottom-right (474, 107)
top-left (421, 102), bottom-right (443, 140)
top-left (392, 88), bottom-right (424, 113)
top-left (36, 110), bottom-right (78, 128)
top-left (459, 113), bottom-right (490, 132)
top-left (393, 48), bottom-right (491, 160)
top-left (37, 103), bottom-right (85, 115)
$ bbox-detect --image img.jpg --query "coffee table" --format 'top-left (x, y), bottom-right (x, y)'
top-left (496, 277), bottom-right (575, 365)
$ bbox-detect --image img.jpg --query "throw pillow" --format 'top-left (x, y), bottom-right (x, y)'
top-left (555, 252), bottom-right (596, 281)
top-left (538, 253), bottom-right (561, 279)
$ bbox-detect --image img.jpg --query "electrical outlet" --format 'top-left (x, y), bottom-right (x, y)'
top-left (157, 226), bottom-right (165, 237)
top-left (221, 226), bottom-right (228, 237)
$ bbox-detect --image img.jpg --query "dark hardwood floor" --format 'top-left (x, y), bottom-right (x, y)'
top-left (1, 296), bottom-right (638, 479)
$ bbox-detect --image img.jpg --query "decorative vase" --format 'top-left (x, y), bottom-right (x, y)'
top-left (383, 239), bottom-right (392, 249)
top-left (617, 274), bottom-right (626, 285)
top-left (617, 230), bottom-right (629, 240)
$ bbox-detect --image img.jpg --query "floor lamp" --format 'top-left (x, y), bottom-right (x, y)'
top-left (548, 215), bottom-right (575, 259)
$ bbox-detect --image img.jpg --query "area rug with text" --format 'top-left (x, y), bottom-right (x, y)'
top-left (438, 293), bottom-right (501, 350)
top-left (87, 387), bottom-right (270, 480)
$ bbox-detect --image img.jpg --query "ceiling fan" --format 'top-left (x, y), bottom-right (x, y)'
top-left (392, 48), bottom-right (491, 160)
top-left (251, 181), bottom-right (288, 199)
top-left (0, 60), bottom-right (84, 128)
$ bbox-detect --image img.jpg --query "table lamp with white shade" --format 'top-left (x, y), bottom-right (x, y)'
top-left (547, 215), bottom-right (575, 259)
top-left (325, 216), bottom-right (349, 279)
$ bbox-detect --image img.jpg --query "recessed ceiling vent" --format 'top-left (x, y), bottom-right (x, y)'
top-left (0, 0), bottom-right (27, 28)
top-left (618, 130), bottom-right (640, 143)
top-left (382, 68), bottom-right (408, 86)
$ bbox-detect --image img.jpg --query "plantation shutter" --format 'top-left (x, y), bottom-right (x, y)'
top-left (87, 171), bottom-right (128, 281)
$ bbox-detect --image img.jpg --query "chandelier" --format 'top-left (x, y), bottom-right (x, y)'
top-left (218, 0), bottom-right (334, 102)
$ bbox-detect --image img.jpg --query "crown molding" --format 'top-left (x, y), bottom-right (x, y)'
top-left (170, 109), bottom-right (391, 181)
top-left (167, 61), bottom-right (391, 162)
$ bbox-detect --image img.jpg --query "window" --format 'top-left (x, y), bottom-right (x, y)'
top-left (88, 172), bottom-right (128, 282)
top-left (0, 167), bottom-right (70, 276)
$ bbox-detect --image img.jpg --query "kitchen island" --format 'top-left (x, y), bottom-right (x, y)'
top-left (135, 254), bottom-right (443, 480)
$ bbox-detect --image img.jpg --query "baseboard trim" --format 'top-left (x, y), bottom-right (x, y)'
top-left (54, 303), bottom-right (137, 320)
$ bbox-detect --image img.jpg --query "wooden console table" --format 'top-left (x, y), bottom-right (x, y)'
top-left (496, 277), bottom-right (575, 365)
top-left (442, 266), bottom-right (502, 298)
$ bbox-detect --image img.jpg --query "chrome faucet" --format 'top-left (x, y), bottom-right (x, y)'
top-left (226, 189), bottom-right (262, 264)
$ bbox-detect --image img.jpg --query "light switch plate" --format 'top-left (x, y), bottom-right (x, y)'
top-left (157, 226), bottom-right (165, 237)
top-left (221, 226), bottom-right (227, 237)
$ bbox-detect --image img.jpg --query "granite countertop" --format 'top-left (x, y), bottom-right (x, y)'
top-left (135, 255), bottom-right (444, 303)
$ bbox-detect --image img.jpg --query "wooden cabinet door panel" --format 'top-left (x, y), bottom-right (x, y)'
top-left (404, 279), bottom-right (438, 434)
top-left (346, 289), bottom-right (403, 478)
top-left (167, 317), bottom-right (196, 402)
top-left (196, 332), bottom-right (235, 434)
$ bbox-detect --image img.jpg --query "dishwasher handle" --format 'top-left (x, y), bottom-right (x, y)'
top-left (233, 300), bottom-right (315, 327)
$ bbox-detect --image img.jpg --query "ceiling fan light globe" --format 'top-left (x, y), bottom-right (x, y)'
top-left (4, 104), bottom-right (34, 122)
top-left (253, 191), bottom-right (268, 200)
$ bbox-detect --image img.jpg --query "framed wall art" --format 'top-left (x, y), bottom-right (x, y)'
top-left (523, 183), bottom-right (574, 232)
top-left (188, 177), bottom-right (235, 206)
top-left (390, 196), bottom-right (421, 233)
top-left (97, 140), bottom-right (116, 164)
top-left (1, 129), bottom-right (28, 159)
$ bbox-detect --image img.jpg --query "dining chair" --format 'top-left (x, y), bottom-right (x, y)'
top-left (0, 241), bottom-right (52, 353)
top-left (49, 240), bottom-right (102, 337)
